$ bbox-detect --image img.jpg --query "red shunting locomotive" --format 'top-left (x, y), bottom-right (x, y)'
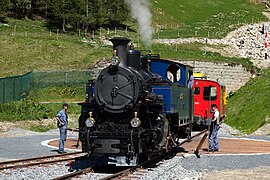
top-left (192, 72), bottom-right (226, 127)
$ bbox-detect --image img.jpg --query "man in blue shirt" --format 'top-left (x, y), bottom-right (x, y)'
top-left (55, 103), bottom-right (69, 154)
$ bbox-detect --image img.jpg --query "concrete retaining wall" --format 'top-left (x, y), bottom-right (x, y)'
top-left (179, 61), bottom-right (252, 93)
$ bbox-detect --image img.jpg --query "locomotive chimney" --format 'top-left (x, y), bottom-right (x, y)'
top-left (110, 37), bottom-right (131, 67)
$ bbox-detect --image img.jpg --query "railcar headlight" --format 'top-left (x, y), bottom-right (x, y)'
top-left (130, 111), bottom-right (141, 128)
top-left (85, 111), bottom-right (95, 127)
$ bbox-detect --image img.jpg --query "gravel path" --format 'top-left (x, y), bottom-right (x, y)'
top-left (0, 124), bottom-right (269, 179)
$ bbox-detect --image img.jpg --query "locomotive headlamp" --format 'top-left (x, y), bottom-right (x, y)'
top-left (130, 111), bottom-right (141, 128)
top-left (85, 112), bottom-right (95, 127)
top-left (111, 50), bottom-right (120, 66)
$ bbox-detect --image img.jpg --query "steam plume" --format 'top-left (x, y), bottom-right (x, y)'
top-left (124, 0), bottom-right (152, 48)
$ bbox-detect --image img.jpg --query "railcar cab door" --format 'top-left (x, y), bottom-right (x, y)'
top-left (202, 84), bottom-right (220, 124)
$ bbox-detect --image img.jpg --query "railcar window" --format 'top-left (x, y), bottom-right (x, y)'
top-left (194, 87), bottom-right (200, 94)
top-left (203, 86), bottom-right (217, 100)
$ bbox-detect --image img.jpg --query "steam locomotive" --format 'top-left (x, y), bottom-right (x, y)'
top-left (78, 37), bottom-right (194, 166)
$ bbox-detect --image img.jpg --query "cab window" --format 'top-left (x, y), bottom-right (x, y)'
top-left (166, 64), bottom-right (181, 83)
top-left (203, 86), bottom-right (217, 100)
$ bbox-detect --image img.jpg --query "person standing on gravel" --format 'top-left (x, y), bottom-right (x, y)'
top-left (55, 103), bottom-right (69, 154)
top-left (209, 104), bottom-right (220, 152)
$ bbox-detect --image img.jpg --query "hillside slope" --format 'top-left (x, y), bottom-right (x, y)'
top-left (151, 0), bottom-right (267, 38)
top-left (226, 68), bottom-right (270, 134)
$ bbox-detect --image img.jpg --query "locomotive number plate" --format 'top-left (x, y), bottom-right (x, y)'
top-left (179, 93), bottom-right (184, 100)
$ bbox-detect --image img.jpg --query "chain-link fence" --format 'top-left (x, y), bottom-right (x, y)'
top-left (0, 70), bottom-right (97, 103)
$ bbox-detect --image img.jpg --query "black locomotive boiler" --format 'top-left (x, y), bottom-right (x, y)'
top-left (78, 37), bottom-right (194, 166)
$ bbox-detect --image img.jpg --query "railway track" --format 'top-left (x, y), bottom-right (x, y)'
top-left (0, 152), bottom-right (85, 171)
top-left (52, 129), bottom-right (208, 180)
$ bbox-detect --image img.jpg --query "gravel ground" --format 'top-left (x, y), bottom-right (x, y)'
top-left (0, 128), bottom-right (78, 161)
top-left (0, 124), bottom-right (269, 179)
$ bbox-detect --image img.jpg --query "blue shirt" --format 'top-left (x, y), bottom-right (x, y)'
top-left (56, 109), bottom-right (68, 128)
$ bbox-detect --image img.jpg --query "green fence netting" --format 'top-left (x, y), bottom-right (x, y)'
top-left (0, 72), bottom-right (32, 103)
top-left (0, 70), bottom-right (97, 103)
top-left (32, 70), bottom-right (96, 88)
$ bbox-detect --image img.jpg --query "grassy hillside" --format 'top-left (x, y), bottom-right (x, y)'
top-left (0, 1), bottom-right (269, 134)
top-left (0, 19), bottom-right (112, 77)
top-left (226, 68), bottom-right (270, 134)
top-left (0, 18), bottom-right (255, 77)
top-left (151, 0), bottom-right (267, 38)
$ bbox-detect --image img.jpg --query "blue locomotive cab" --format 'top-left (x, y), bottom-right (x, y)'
top-left (150, 59), bottom-right (192, 87)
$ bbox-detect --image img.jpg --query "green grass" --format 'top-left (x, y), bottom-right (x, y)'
top-left (0, 18), bottom-right (111, 77)
top-left (0, 86), bottom-right (82, 122)
top-left (152, 43), bottom-right (253, 65)
top-left (29, 86), bottom-right (85, 102)
top-left (0, 99), bottom-right (52, 121)
top-left (30, 123), bottom-right (55, 132)
top-left (226, 68), bottom-right (270, 134)
top-left (151, 0), bottom-right (267, 38)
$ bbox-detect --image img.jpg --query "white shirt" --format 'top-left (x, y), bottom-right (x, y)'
top-left (213, 109), bottom-right (220, 125)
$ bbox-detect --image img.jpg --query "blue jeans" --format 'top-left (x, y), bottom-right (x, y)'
top-left (59, 127), bottom-right (67, 152)
top-left (209, 124), bottom-right (219, 150)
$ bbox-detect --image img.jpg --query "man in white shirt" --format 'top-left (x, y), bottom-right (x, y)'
top-left (209, 104), bottom-right (220, 152)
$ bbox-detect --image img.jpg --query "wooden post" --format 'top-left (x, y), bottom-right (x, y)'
top-left (57, 29), bottom-right (59, 40)
top-left (13, 25), bottom-right (16, 36)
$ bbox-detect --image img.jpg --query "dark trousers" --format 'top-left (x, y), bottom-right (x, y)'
top-left (209, 124), bottom-right (219, 150)
top-left (59, 127), bottom-right (67, 152)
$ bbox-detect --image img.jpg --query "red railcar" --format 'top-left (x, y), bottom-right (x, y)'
top-left (192, 79), bottom-right (226, 127)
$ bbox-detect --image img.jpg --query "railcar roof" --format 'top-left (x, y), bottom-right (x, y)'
top-left (194, 79), bottom-right (226, 87)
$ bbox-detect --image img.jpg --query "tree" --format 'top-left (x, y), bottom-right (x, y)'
top-left (106, 0), bottom-right (129, 28)
top-left (10, 0), bottom-right (32, 19)
top-left (0, 0), bottom-right (11, 22)
top-left (92, 0), bottom-right (108, 27)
